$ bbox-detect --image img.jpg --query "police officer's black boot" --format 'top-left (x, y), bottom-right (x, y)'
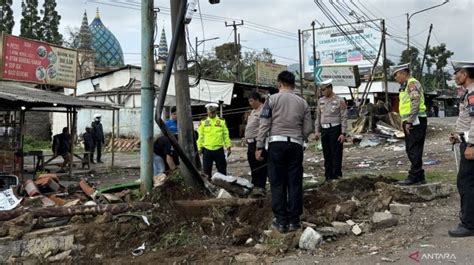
top-left (448, 225), bottom-right (474, 237)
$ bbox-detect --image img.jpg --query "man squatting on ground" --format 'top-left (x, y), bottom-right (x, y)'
top-left (448, 61), bottom-right (474, 237)
top-left (256, 71), bottom-right (313, 233)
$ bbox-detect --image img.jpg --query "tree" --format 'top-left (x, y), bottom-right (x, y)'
top-left (422, 43), bottom-right (454, 91)
top-left (20, 0), bottom-right (41, 40)
top-left (399, 46), bottom-right (421, 76)
top-left (62, 26), bottom-right (80, 48)
top-left (40, 0), bottom-right (62, 45)
top-left (193, 45), bottom-right (276, 84)
top-left (0, 0), bottom-right (15, 34)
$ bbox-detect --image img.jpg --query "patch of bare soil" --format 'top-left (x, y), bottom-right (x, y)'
top-left (63, 174), bottom-right (451, 264)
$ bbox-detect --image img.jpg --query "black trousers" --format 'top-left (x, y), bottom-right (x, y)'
top-left (93, 141), bottom-right (103, 162)
top-left (321, 125), bottom-right (343, 180)
top-left (458, 142), bottom-right (474, 229)
top-left (268, 141), bottom-right (304, 225)
top-left (403, 117), bottom-right (427, 181)
top-left (247, 142), bottom-right (267, 189)
top-left (202, 148), bottom-right (227, 177)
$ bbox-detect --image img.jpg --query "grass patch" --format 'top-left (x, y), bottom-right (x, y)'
top-left (156, 226), bottom-right (200, 249)
top-left (23, 135), bottom-right (51, 152)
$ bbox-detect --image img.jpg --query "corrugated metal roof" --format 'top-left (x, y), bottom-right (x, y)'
top-left (0, 81), bottom-right (118, 110)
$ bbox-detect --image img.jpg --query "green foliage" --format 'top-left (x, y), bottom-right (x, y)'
top-left (40, 0), bottom-right (62, 45)
top-left (193, 43), bottom-right (276, 84)
top-left (23, 134), bottom-right (51, 152)
top-left (20, 0), bottom-right (41, 40)
top-left (0, 0), bottom-right (15, 34)
top-left (157, 226), bottom-right (200, 248)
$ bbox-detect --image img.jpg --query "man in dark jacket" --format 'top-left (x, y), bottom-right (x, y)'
top-left (52, 127), bottom-right (71, 172)
top-left (91, 113), bottom-right (105, 163)
top-left (83, 126), bottom-right (95, 164)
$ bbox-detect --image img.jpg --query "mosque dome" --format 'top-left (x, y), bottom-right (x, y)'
top-left (89, 9), bottom-right (124, 68)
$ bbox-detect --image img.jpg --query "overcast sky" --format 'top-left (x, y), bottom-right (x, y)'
top-left (9, 0), bottom-right (474, 69)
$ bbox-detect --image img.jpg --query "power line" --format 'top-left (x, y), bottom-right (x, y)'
top-left (240, 45), bottom-right (298, 63)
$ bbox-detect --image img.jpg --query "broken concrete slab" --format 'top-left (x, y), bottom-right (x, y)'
top-left (234, 253), bottom-right (258, 262)
top-left (346, 220), bottom-right (356, 226)
top-left (48, 249), bottom-right (72, 262)
top-left (390, 203), bottom-right (411, 216)
top-left (316, 227), bottom-right (339, 237)
top-left (298, 227), bottom-right (322, 250)
top-left (372, 211), bottom-right (398, 229)
top-left (217, 189), bottom-right (233, 199)
top-left (398, 182), bottom-right (455, 201)
top-left (351, 224), bottom-right (363, 236)
top-left (331, 221), bottom-right (351, 235)
top-left (211, 173), bottom-right (253, 196)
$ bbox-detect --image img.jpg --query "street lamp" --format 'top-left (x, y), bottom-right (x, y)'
top-left (195, 36), bottom-right (219, 60)
top-left (406, 0), bottom-right (449, 57)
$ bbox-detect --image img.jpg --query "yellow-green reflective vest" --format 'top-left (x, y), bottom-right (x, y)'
top-left (399, 77), bottom-right (426, 121)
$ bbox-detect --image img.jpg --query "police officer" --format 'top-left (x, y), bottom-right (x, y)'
top-left (91, 113), bottom-right (105, 163)
top-left (314, 79), bottom-right (348, 182)
top-left (391, 63), bottom-right (427, 185)
top-left (197, 103), bottom-right (232, 177)
top-left (256, 71), bottom-right (313, 233)
top-left (245, 92), bottom-right (267, 196)
top-left (448, 61), bottom-right (474, 237)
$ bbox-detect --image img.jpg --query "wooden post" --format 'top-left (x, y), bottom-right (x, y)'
top-left (111, 109), bottom-right (115, 169)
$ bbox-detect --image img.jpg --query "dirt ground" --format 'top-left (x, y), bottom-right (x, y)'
top-left (9, 117), bottom-right (471, 264)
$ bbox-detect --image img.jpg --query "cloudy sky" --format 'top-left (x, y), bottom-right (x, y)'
top-left (9, 0), bottom-right (474, 70)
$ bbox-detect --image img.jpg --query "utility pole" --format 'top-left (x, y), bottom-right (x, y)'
top-left (140, 0), bottom-right (155, 193)
top-left (381, 19), bottom-right (389, 107)
top-left (225, 20), bottom-right (244, 82)
top-left (298, 29), bottom-right (304, 94)
top-left (311, 21), bottom-right (317, 99)
top-left (420, 24), bottom-right (433, 78)
top-left (171, 0), bottom-right (200, 188)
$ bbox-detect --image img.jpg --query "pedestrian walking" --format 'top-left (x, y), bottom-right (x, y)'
top-left (448, 61), bottom-right (474, 237)
top-left (245, 92), bottom-right (267, 197)
top-left (314, 79), bottom-right (348, 182)
top-left (391, 63), bottom-right (427, 185)
top-left (197, 103), bottom-right (232, 178)
top-left (256, 71), bottom-right (313, 233)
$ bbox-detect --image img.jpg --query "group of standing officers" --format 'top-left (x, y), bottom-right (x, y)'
top-left (194, 62), bottom-right (474, 237)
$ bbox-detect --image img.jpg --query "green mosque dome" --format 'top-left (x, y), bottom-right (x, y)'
top-left (89, 9), bottom-right (124, 68)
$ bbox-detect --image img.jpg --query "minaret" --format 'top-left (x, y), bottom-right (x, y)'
top-left (155, 28), bottom-right (169, 71)
top-left (77, 10), bottom-right (96, 79)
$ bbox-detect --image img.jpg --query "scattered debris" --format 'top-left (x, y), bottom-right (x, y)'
top-left (331, 221), bottom-right (351, 235)
top-left (211, 172), bottom-right (253, 196)
top-left (372, 211), bottom-right (398, 229)
top-left (351, 224), bottom-right (363, 236)
top-left (0, 188), bottom-right (22, 211)
top-left (131, 243), bottom-right (146, 257)
top-left (423, 159), bottom-right (439, 166)
top-left (389, 203), bottom-right (411, 216)
top-left (299, 227), bottom-right (322, 250)
top-left (359, 137), bottom-right (381, 148)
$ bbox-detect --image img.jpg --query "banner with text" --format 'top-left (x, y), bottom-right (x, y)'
top-left (304, 23), bottom-right (382, 73)
top-left (314, 65), bottom-right (360, 87)
top-left (256, 61), bottom-right (287, 85)
top-left (0, 34), bottom-right (77, 88)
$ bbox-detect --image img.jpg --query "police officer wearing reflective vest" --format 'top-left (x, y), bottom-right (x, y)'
top-left (391, 63), bottom-right (427, 185)
top-left (448, 61), bottom-right (474, 237)
top-left (314, 79), bottom-right (348, 182)
top-left (256, 71), bottom-right (313, 233)
top-left (197, 103), bottom-right (232, 177)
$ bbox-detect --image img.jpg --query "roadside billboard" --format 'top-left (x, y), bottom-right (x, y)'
top-left (0, 34), bottom-right (77, 88)
top-left (314, 65), bottom-right (361, 87)
top-left (256, 61), bottom-right (287, 85)
top-left (304, 23), bottom-right (382, 73)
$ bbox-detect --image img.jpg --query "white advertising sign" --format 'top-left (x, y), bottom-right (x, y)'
top-left (305, 23), bottom-right (382, 73)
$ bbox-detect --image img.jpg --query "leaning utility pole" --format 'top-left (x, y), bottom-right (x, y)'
top-left (171, 0), bottom-right (200, 188)
top-left (140, 0), bottom-right (155, 193)
top-left (225, 20), bottom-right (244, 82)
top-left (420, 24), bottom-right (433, 78)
